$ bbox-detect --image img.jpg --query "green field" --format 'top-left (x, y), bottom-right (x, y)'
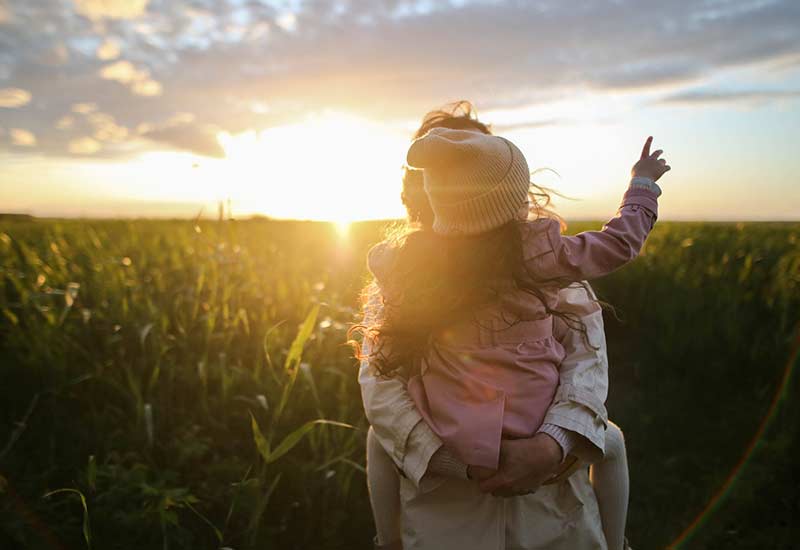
top-left (1, 218), bottom-right (798, 549)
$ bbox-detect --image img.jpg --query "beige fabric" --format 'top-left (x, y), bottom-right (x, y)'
top-left (547, 284), bottom-right (610, 461)
top-left (405, 127), bottom-right (531, 236)
top-left (592, 422), bottom-right (629, 550)
top-left (399, 468), bottom-right (607, 550)
top-left (367, 427), bottom-right (403, 546)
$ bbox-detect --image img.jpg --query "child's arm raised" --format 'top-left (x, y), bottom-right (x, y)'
top-left (524, 137), bottom-right (670, 283)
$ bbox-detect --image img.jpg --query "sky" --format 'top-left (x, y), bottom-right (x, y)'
top-left (0, 0), bottom-right (799, 221)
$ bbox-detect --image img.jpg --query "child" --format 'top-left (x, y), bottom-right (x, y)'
top-left (361, 128), bottom-right (669, 550)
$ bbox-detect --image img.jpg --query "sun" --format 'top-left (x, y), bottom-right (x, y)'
top-left (333, 220), bottom-right (351, 238)
top-left (216, 112), bottom-right (409, 222)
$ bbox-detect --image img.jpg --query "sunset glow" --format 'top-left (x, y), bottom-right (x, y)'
top-left (214, 112), bottom-right (409, 221)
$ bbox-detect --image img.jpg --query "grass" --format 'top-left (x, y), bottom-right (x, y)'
top-left (0, 217), bottom-right (798, 549)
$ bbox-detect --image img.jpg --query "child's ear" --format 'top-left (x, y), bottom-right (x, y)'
top-left (516, 200), bottom-right (531, 221)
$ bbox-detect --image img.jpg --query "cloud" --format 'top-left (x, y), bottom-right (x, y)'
top-left (99, 60), bottom-right (144, 83)
top-left (10, 128), bottom-right (36, 146)
top-left (68, 136), bottom-right (101, 154)
top-left (142, 123), bottom-right (225, 158)
top-left (73, 0), bottom-right (149, 21)
top-left (0, 0), bottom-right (799, 159)
top-left (131, 79), bottom-right (162, 96)
top-left (275, 12), bottom-right (297, 32)
top-left (72, 102), bottom-right (98, 114)
top-left (99, 60), bottom-right (162, 96)
top-left (156, 0), bottom-right (799, 118)
top-left (657, 88), bottom-right (800, 106)
top-left (96, 38), bottom-right (120, 60)
top-left (56, 115), bottom-right (75, 129)
top-left (86, 111), bottom-right (128, 142)
top-left (0, 87), bottom-right (31, 108)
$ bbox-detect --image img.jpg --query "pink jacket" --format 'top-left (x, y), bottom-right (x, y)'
top-left (370, 186), bottom-right (659, 469)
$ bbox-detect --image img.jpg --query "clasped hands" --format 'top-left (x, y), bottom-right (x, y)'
top-left (466, 432), bottom-right (563, 498)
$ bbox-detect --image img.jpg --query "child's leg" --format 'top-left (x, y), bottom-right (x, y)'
top-left (590, 421), bottom-right (630, 550)
top-left (366, 426), bottom-right (403, 548)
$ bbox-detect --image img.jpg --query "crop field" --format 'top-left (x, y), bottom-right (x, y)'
top-left (0, 218), bottom-right (798, 549)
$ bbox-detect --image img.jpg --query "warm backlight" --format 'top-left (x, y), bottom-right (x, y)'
top-left (216, 112), bottom-right (409, 221)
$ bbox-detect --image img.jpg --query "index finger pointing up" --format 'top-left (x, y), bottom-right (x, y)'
top-left (641, 136), bottom-right (653, 159)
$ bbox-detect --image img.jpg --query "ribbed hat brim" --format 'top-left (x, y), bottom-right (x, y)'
top-left (431, 159), bottom-right (531, 236)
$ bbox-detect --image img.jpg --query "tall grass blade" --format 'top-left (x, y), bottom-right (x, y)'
top-left (43, 488), bottom-right (92, 550)
top-left (263, 419), bottom-right (353, 465)
top-left (247, 473), bottom-right (282, 546)
top-left (184, 500), bottom-right (223, 543)
top-left (250, 412), bottom-right (271, 462)
top-left (274, 304), bottom-right (319, 422)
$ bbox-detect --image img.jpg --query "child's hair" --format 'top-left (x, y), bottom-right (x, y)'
top-left (350, 101), bottom-right (595, 378)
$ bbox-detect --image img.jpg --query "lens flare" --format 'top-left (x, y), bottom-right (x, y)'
top-left (667, 326), bottom-right (800, 548)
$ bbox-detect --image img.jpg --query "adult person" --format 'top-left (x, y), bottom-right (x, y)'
top-left (358, 102), bottom-right (627, 550)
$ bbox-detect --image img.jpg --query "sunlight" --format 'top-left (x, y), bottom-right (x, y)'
top-left (333, 220), bottom-right (351, 238)
top-left (217, 112), bottom-right (408, 221)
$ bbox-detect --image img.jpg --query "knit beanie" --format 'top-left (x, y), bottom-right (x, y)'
top-left (406, 127), bottom-right (531, 236)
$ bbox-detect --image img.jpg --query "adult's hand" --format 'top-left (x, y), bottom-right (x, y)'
top-left (478, 433), bottom-right (562, 497)
top-left (466, 464), bottom-right (497, 482)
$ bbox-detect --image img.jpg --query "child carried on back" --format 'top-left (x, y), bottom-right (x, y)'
top-left (362, 128), bottom-right (670, 550)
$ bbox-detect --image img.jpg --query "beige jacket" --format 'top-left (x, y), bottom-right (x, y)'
top-left (359, 284), bottom-right (610, 549)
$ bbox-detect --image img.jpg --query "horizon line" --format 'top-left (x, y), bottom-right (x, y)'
top-left (2, 212), bottom-right (799, 224)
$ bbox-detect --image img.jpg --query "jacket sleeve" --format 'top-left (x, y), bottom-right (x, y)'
top-left (543, 282), bottom-right (610, 463)
top-left (524, 185), bottom-right (659, 283)
top-left (358, 285), bottom-right (444, 487)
